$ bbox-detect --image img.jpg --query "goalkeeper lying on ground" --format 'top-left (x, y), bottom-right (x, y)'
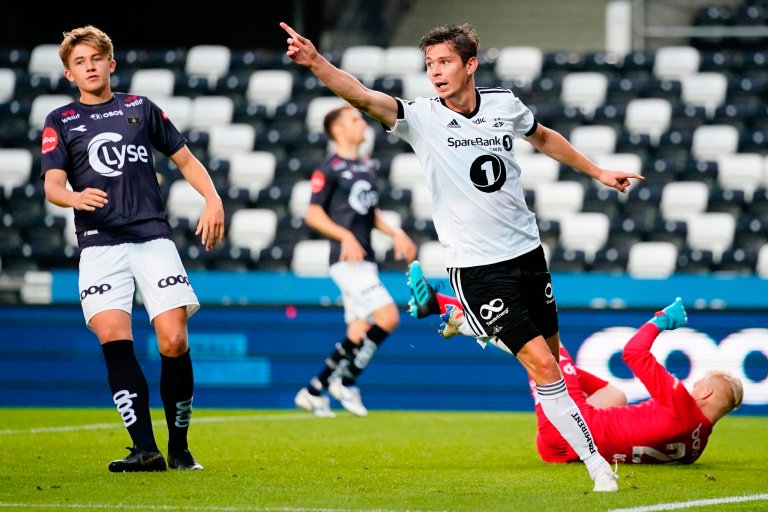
top-left (406, 261), bottom-right (743, 464)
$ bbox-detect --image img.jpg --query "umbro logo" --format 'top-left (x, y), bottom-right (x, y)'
top-left (70, 125), bottom-right (87, 132)
top-left (447, 119), bottom-right (461, 128)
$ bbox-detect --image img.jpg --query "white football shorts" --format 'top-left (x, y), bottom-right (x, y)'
top-left (78, 238), bottom-right (200, 327)
top-left (329, 260), bottom-right (394, 324)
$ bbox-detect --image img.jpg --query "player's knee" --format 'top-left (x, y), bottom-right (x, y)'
top-left (527, 352), bottom-right (562, 383)
top-left (372, 303), bottom-right (399, 332)
top-left (157, 332), bottom-right (189, 357)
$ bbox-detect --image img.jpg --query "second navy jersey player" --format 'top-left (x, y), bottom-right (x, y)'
top-left (309, 155), bottom-right (379, 264)
top-left (41, 92), bottom-right (183, 248)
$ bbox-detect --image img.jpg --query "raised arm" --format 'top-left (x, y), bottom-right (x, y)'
top-left (526, 123), bottom-right (644, 193)
top-left (280, 22), bottom-right (399, 128)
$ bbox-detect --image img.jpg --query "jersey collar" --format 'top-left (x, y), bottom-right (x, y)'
top-left (438, 88), bottom-right (481, 119)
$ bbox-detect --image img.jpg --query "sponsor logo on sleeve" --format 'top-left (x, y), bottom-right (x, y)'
top-left (41, 127), bottom-right (58, 155)
top-left (310, 170), bottom-right (326, 193)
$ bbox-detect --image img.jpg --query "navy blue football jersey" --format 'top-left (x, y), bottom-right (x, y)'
top-left (309, 155), bottom-right (379, 264)
top-left (40, 93), bottom-right (186, 249)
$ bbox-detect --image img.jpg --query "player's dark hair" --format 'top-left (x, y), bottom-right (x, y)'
top-left (323, 105), bottom-right (354, 141)
top-left (59, 25), bottom-right (114, 68)
top-left (418, 23), bottom-right (479, 64)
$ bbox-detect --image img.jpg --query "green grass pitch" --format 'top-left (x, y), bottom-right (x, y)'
top-left (1, 408), bottom-right (766, 511)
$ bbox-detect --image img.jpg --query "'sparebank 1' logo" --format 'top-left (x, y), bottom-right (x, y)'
top-left (576, 328), bottom-right (768, 406)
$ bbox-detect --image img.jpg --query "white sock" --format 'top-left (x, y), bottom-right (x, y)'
top-left (537, 378), bottom-right (609, 479)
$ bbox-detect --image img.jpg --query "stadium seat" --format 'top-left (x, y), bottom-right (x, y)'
top-left (229, 208), bottom-right (278, 254)
top-left (708, 188), bottom-right (746, 217)
top-left (582, 187), bottom-right (621, 218)
top-left (627, 241), bottom-right (678, 278)
top-left (691, 125), bottom-right (739, 161)
top-left (28, 44), bottom-right (62, 84)
top-left (402, 73), bottom-right (436, 99)
top-left (676, 247), bottom-right (716, 274)
top-left (167, 180), bottom-right (205, 225)
top-left (560, 72), bottom-right (608, 116)
top-left (227, 151), bottom-right (276, 197)
top-left (207, 123), bottom-right (256, 159)
top-left (389, 153), bottom-right (425, 191)
top-left (517, 154), bottom-right (560, 190)
top-left (686, 212), bottom-right (736, 259)
top-left (653, 46), bottom-right (700, 80)
top-left (716, 153), bottom-right (764, 196)
top-left (494, 46), bottom-right (543, 87)
top-left (549, 247), bottom-right (588, 272)
top-left (591, 246), bottom-right (629, 274)
top-left (246, 70), bottom-right (294, 115)
top-left (153, 96), bottom-right (192, 132)
top-left (0, 69), bottom-right (15, 103)
top-left (756, 244), bottom-right (768, 278)
top-left (417, 240), bottom-right (447, 278)
top-left (625, 98), bottom-right (672, 144)
top-left (288, 180), bottom-right (312, 220)
top-left (189, 96), bottom-right (234, 129)
top-left (381, 46), bottom-right (424, 78)
top-left (593, 153), bottom-right (642, 177)
top-left (291, 239), bottom-right (331, 277)
top-left (184, 45), bottom-right (230, 87)
top-left (0, 149), bottom-right (33, 194)
top-left (407, 183), bottom-right (433, 223)
top-left (129, 69), bottom-right (176, 98)
top-left (660, 181), bottom-right (709, 221)
top-left (29, 95), bottom-right (72, 130)
top-left (568, 125), bottom-right (616, 159)
top-left (533, 181), bottom-right (585, 222)
top-left (371, 210), bottom-right (402, 261)
top-left (340, 46), bottom-right (385, 84)
top-left (718, 246), bottom-right (757, 274)
top-left (306, 96), bottom-right (348, 134)
top-left (558, 212), bottom-right (610, 260)
top-left (680, 72), bottom-right (728, 116)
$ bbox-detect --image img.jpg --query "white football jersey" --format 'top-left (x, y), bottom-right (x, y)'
top-left (391, 87), bottom-right (541, 268)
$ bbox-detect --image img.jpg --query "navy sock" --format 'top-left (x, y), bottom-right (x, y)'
top-left (160, 349), bottom-right (194, 454)
top-left (309, 338), bottom-right (357, 395)
top-left (340, 325), bottom-right (389, 386)
top-left (101, 340), bottom-right (158, 452)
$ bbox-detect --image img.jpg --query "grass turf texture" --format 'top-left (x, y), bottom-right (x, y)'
top-left (0, 409), bottom-right (766, 511)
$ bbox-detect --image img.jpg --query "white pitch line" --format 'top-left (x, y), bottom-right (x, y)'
top-left (0, 503), bottom-right (447, 512)
top-left (0, 413), bottom-right (314, 435)
top-left (608, 493), bottom-right (768, 512)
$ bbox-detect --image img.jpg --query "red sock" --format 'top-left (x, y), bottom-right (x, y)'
top-left (436, 293), bottom-right (462, 315)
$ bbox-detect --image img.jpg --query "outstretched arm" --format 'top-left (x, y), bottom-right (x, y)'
top-left (280, 22), bottom-right (399, 128)
top-left (526, 123), bottom-right (644, 193)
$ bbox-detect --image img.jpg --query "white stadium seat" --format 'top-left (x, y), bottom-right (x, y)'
top-left (757, 245), bottom-right (768, 278)
top-left (340, 46), bottom-right (385, 84)
top-left (228, 151), bottom-right (276, 196)
top-left (561, 72), bottom-right (608, 115)
top-left (681, 72), bottom-right (728, 115)
top-left (533, 181), bottom-right (585, 222)
top-left (381, 46), bottom-right (424, 78)
top-left (569, 125), bottom-right (616, 159)
top-left (411, 183), bottom-right (433, 222)
top-left (29, 95), bottom-right (72, 130)
top-left (291, 239), bottom-right (331, 277)
top-left (686, 213), bottom-right (736, 259)
top-left (167, 180), bottom-right (205, 224)
top-left (517, 154), bottom-right (559, 190)
top-left (558, 212), bottom-right (610, 260)
top-left (389, 153), bottom-right (425, 191)
top-left (660, 181), bottom-right (709, 221)
top-left (129, 69), bottom-right (176, 98)
top-left (653, 46), bottom-right (700, 80)
top-left (246, 70), bottom-right (294, 115)
top-left (28, 44), bottom-right (63, 84)
top-left (0, 149), bottom-right (33, 193)
top-left (625, 98), bottom-right (672, 145)
top-left (716, 153), bottom-right (764, 197)
top-left (289, 180), bottom-right (312, 219)
top-left (185, 45), bottom-right (230, 85)
top-left (494, 46), bottom-right (543, 87)
top-left (371, 210), bottom-right (402, 261)
top-left (594, 153), bottom-right (643, 175)
top-left (207, 123), bottom-right (256, 159)
top-left (402, 73), bottom-right (436, 99)
top-left (189, 96), bottom-right (234, 129)
top-left (627, 242), bottom-right (678, 278)
top-left (229, 208), bottom-right (278, 254)
top-left (306, 97), bottom-right (347, 134)
top-left (691, 125), bottom-right (739, 161)
top-left (0, 69), bottom-right (15, 103)
top-left (152, 96), bottom-right (192, 132)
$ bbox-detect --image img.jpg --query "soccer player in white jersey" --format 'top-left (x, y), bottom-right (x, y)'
top-left (41, 26), bottom-right (224, 472)
top-left (294, 105), bottom-right (417, 417)
top-left (280, 21), bottom-right (643, 491)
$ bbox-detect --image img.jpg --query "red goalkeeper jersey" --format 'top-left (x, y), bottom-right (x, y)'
top-left (534, 323), bottom-right (713, 464)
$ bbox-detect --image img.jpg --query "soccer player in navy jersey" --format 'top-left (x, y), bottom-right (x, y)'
top-left (281, 21), bottom-right (644, 490)
top-left (40, 26), bottom-right (224, 472)
top-left (294, 105), bottom-right (417, 417)
top-left (405, 275), bottom-right (743, 465)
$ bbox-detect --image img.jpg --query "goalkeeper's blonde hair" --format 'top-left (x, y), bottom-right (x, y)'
top-left (706, 370), bottom-right (743, 411)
